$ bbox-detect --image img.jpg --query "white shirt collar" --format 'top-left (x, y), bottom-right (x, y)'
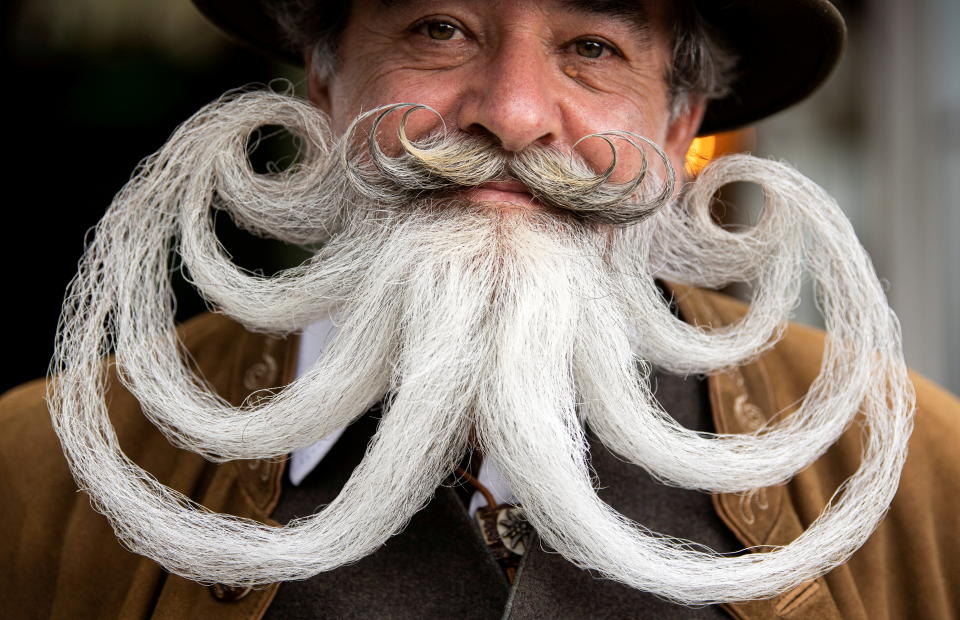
top-left (287, 318), bottom-right (345, 486)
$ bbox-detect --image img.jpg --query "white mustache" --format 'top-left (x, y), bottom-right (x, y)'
top-left (47, 89), bottom-right (913, 605)
top-left (349, 103), bottom-right (676, 226)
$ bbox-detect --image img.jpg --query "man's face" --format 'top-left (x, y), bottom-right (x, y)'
top-left (307, 0), bottom-right (704, 212)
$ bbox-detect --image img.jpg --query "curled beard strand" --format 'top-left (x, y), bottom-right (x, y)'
top-left (480, 221), bottom-right (912, 605)
top-left (49, 205), bottom-right (505, 585)
top-left (578, 155), bottom-right (910, 493)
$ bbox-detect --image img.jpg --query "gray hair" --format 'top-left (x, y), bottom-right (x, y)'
top-left (665, 2), bottom-right (738, 119)
top-left (271, 0), bottom-right (738, 122)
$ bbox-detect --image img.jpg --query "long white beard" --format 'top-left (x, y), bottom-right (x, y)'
top-left (48, 90), bottom-right (913, 605)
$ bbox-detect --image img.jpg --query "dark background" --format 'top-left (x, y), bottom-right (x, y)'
top-left (2, 1), bottom-right (305, 391)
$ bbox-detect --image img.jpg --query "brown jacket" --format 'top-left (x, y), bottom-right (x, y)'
top-left (1, 285), bottom-right (958, 619)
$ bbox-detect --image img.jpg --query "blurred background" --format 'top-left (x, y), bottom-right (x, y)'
top-left (2, 0), bottom-right (958, 394)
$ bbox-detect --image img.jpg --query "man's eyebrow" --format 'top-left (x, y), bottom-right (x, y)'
top-left (559, 0), bottom-right (653, 38)
top-left (374, 0), bottom-right (653, 44)
top-left (375, 0), bottom-right (652, 30)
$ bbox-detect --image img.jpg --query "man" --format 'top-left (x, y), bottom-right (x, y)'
top-left (1, 1), bottom-right (958, 618)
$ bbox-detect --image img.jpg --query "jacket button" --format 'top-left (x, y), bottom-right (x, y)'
top-left (733, 394), bottom-right (765, 431)
top-left (243, 353), bottom-right (279, 391)
top-left (247, 458), bottom-right (273, 482)
top-left (209, 583), bottom-right (253, 602)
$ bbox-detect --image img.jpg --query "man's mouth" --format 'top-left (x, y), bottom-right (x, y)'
top-left (461, 181), bottom-right (544, 211)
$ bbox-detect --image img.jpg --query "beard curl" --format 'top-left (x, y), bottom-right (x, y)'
top-left (48, 89), bottom-right (913, 605)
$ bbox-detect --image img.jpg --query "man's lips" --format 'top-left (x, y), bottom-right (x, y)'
top-left (477, 180), bottom-right (529, 193)
top-left (460, 181), bottom-right (543, 210)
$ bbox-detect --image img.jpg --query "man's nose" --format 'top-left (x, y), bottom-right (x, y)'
top-left (456, 37), bottom-right (562, 152)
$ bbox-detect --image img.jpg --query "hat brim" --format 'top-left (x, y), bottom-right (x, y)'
top-left (695, 0), bottom-right (846, 134)
top-left (193, 0), bottom-right (845, 136)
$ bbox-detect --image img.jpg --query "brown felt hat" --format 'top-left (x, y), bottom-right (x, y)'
top-left (192, 0), bottom-right (846, 136)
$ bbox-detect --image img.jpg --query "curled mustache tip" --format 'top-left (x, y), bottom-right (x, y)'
top-left (369, 103), bottom-right (446, 159)
top-left (571, 130), bottom-right (676, 225)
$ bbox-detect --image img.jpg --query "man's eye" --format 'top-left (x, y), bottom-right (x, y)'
top-left (418, 20), bottom-right (462, 41)
top-left (574, 39), bottom-right (610, 59)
